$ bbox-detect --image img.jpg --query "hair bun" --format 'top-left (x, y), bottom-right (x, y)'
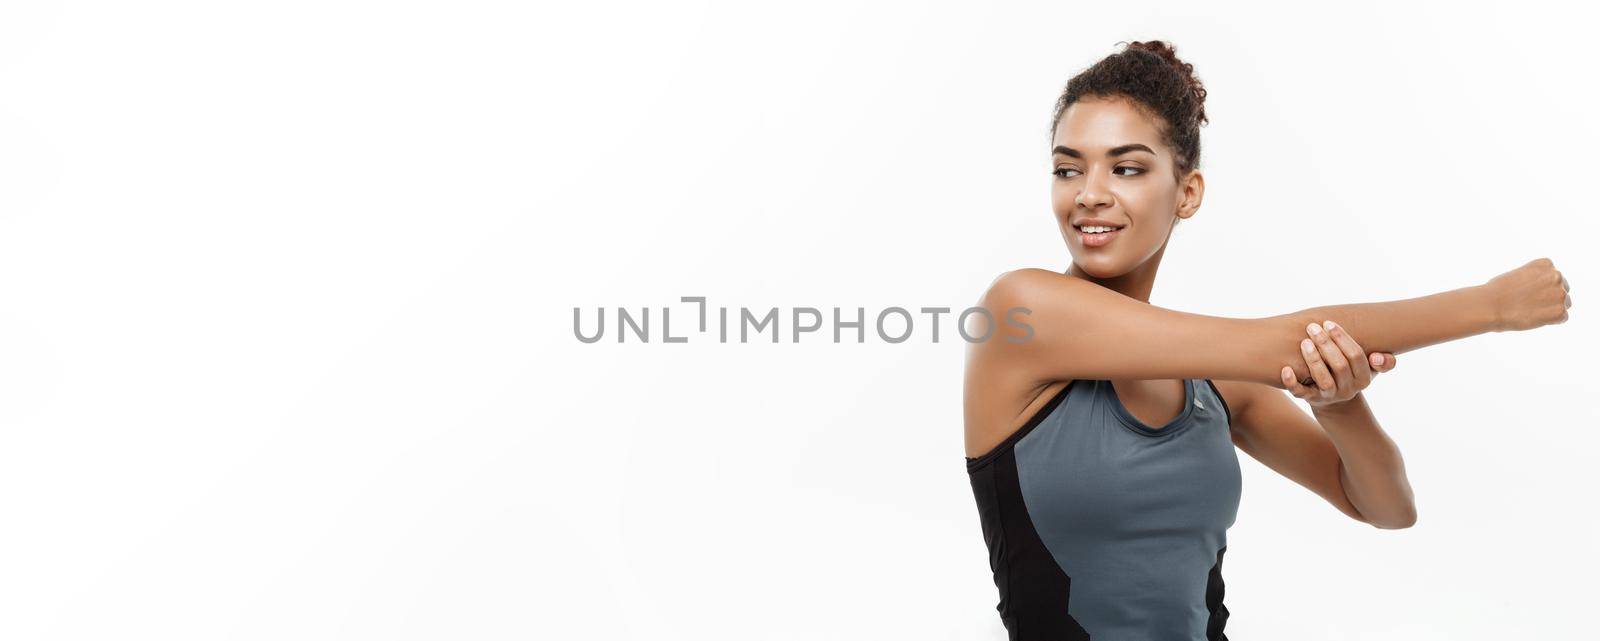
top-left (1053, 39), bottom-right (1209, 178)
top-left (1122, 40), bottom-right (1207, 126)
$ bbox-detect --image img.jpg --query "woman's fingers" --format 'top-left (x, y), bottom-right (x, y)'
top-left (1300, 336), bottom-right (1336, 392)
top-left (1321, 320), bottom-right (1372, 384)
top-left (1282, 365), bottom-right (1315, 398)
top-left (1370, 352), bottom-right (1398, 374)
top-left (1306, 323), bottom-right (1349, 391)
top-left (1287, 323), bottom-right (1396, 402)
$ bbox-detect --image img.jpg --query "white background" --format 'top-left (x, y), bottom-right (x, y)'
top-left (2, 1), bottom-right (1597, 639)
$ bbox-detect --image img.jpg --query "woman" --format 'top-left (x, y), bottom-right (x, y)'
top-left (962, 40), bottom-right (1571, 640)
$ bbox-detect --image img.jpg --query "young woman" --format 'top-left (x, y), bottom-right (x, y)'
top-left (962, 41), bottom-right (1572, 640)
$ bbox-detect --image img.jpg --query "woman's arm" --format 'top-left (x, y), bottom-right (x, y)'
top-left (973, 258), bottom-right (1568, 389)
top-left (1222, 321), bottom-right (1415, 530)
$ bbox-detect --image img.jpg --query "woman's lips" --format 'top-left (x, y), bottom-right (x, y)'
top-left (1078, 227), bottom-right (1122, 248)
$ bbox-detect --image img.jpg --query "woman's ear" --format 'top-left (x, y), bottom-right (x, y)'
top-left (1176, 169), bottom-right (1204, 220)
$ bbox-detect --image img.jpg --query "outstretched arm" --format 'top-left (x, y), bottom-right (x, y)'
top-left (972, 258), bottom-right (1569, 389)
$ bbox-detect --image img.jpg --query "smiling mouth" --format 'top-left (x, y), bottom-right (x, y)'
top-left (1073, 223), bottom-right (1125, 248)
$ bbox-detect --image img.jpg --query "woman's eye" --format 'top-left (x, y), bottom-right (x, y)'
top-left (1054, 167), bottom-right (1142, 178)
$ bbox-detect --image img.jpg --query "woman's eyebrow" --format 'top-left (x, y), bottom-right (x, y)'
top-left (1052, 143), bottom-right (1156, 158)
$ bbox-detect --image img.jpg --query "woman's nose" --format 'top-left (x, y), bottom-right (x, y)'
top-left (1076, 172), bottom-right (1113, 210)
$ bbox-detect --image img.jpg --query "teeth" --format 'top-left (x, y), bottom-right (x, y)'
top-left (1080, 225), bottom-right (1120, 233)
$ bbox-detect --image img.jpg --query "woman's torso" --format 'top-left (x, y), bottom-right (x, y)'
top-left (965, 377), bottom-right (1242, 640)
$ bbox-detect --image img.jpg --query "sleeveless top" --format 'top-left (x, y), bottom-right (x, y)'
top-left (965, 378), bottom-right (1242, 640)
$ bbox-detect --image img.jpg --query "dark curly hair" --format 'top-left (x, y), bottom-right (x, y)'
top-left (1050, 40), bottom-right (1208, 183)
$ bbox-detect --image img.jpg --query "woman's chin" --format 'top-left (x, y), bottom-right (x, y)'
top-left (1068, 255), bottom-right (1126, 279)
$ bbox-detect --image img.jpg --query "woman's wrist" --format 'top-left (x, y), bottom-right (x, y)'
top-left (1310, 391), bottom-right (1369, 418)
top-left (1470, 282), bottom-right (1507, 333)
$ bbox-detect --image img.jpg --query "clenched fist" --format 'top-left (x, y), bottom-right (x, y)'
top-left (1485, 258), bottom-right (1572, 332)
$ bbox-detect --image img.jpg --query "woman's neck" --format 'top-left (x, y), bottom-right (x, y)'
top-left (1065, 242), bottom-right (1168, 303)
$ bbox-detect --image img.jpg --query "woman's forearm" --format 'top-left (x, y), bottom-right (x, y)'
top-left (1316, 394), bottom-right (1416, 529)
top-left (1261, 284), bottom-right (1501, 385)
top-left (985, 269), bottom-right (1518, 390)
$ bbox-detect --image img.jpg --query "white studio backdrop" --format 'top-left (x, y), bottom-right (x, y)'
top-left (1, 1), bottom-right (1597, 639)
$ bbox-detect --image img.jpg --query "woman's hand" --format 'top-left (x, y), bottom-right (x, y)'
top-left (1281, 320), bottom-right (1397, 409)
top-left (1484, 257), bottom-right (1572, 332)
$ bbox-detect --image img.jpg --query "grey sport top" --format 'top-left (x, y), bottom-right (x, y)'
top-left (965, 378), bottom-right (1242, 640)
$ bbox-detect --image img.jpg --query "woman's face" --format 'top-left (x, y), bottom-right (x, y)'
top-left (1050, 95), bottom-right (1202, 279)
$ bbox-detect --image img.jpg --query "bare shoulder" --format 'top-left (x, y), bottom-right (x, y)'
top-left (963, 269), bottom-right (1077, 457)
top-left (970, 268), bottom-right (1085, 350)
top-left (975, 268), bottom-right (1094, 331)
top-left (979, 267), bottom-right (1083, 307)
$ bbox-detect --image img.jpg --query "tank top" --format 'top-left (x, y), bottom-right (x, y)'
top-left (965, 378), bottom-right (1242, 640)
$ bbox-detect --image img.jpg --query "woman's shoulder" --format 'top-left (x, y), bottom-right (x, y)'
top-left (979, 268), bottom-right (1088, 308)
top-left (987, 267), bottom-right (1066, 288)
